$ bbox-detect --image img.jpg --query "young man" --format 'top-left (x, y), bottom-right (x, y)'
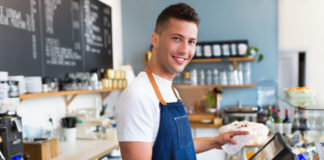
top-left (115, 3), bottom-right (248, 160)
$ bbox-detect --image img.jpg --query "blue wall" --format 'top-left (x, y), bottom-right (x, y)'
top-left (121, 0), bottom-right (278, 107)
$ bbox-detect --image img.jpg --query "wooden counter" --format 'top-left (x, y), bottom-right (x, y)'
top-left (52, 139), bottom-right (119, 160)
top-left (190, 123), bottom-right (222, 128)
top-left (188, 113), bottom-right (222, 128)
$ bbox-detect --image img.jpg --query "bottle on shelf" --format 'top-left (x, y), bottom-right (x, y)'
top-left (299, 110), bottom-right (310, 133)
top-left (292, 108), bottom-right (300, 134)
top-left (275, 106), bottom-right (281, 123)
top-left (283, 109), bottom-right (292, 135)
top-left (272, 107), bottom-right (277, 121)
top-left (265, 106), bottom-right (274, 134)
top-left (274, 106), bottom-right (283, 134)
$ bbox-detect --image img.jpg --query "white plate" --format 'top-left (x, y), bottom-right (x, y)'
top-left (201, 119), bottom-right (212, 124)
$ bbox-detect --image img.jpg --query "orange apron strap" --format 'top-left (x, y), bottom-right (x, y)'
top-left (145, 67), bottom-right (167, 105)
top-left (171, 85), bottom-right (182, 101)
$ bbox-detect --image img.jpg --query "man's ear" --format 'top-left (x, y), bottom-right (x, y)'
top-left (152, 32), bottom-right (159, 49)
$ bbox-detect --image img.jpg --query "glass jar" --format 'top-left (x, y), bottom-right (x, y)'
top-left (190, 69), bottom-right (198, 85)
top-left (243, 62), bottom-right (251, 84)
top-left (213, 69), bottom-right (219, 84)
top-left (205, 69), bottom-right (212, 85)
top-left (198, 69), bottom-right (205, 85)
top-left (0, 81), bottom-right (9, 100)
top-left (7, 80), bottom-right (19, 98)
top-left (219, 70), bottom-right (227, 85)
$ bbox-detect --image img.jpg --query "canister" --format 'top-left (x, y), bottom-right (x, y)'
top-left (112, 79), bottom-right (118, 89)
top-left (106, 69), bottom-right (114, 79)
top-left (101, 78), bottom-right (109, 89)
top-left (0, 81), bottom-right (8, 100)
top-left (7, 80), bottom-right (19, 98)
top-left (9, 76), bottom-right (26, 95)
top-left (114, 70), bottom-right (121, 80)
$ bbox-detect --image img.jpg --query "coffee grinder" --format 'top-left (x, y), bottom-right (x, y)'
top-left (0, 115), bottom-right (24, 160)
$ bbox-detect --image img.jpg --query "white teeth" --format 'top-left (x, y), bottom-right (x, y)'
top-left (178, 58), bottom-right (185, 61)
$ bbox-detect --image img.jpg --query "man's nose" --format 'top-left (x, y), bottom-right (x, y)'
top-left (178, 42), bottom-right (188, 53)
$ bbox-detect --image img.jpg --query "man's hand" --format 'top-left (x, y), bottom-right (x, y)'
top-left (193, 131), bottom-right (249, 153)
top-left (214, 131), bottom-right (249, 149)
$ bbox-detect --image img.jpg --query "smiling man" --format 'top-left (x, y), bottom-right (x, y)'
top-left (115, 3), bottom-right (248, 160)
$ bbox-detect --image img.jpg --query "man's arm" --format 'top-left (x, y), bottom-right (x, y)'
top-left (193, 131), bottom-right (249, 153)
top-left (119, 142), bottom-right (153, 160)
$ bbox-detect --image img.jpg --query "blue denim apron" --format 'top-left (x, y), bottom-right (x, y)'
top-left (145, 68), bottom-right (196, 160)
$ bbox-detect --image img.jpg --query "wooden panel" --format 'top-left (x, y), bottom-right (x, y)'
top-left (176, 86), bottom-right (211, 113)
top-left (24, 138), bottom-right (59, 160)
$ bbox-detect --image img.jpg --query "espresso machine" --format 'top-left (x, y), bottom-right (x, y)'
top-left (223, 101), bottom-right (258, 124)
top-left (0, 115), bottom-right (24, 160)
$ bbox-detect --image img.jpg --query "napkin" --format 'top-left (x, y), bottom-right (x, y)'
top-left (221, 134), bottom-right (255, 155)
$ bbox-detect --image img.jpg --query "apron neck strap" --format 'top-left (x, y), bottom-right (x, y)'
top-left (171, 85), bottom-right (182, 101)
top-left (145, 67), bottom-right (181, 105)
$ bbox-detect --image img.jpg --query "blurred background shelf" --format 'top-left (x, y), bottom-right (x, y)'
top-left (19, 89), bottom-right (123, 100)
top-left (175, 83), bottom-right (257, 89)
top-left (190, 57), bottom-right (256, 63)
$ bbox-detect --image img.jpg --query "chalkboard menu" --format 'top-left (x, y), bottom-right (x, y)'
top-left (0, 0), bottom-right (112, 78)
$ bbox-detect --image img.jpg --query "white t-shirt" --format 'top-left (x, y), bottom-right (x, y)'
top-left (115, 72), bottom-right (179, 143)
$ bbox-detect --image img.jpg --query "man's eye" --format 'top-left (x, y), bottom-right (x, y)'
top-left (189, 41), bottom-right (196, 45)
top-left (173, 37), bottom-right (180, 41)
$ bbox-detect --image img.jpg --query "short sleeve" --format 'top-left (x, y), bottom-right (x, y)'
top-left (115, 89), bottom-right (157, 142)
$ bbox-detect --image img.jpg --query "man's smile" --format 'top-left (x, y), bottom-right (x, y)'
top-left (172, 55), bottom-right (188, 65)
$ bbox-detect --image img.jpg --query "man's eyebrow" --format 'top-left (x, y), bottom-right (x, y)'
top-left (171, 33), bottom-right (184, 38)
top-left (171, 33), bottom-right (197, 41)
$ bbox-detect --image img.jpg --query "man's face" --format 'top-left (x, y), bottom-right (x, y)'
top-left (153, 18), bottom-right (198, 77)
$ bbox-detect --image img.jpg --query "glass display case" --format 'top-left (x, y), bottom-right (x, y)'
top-left (278, 97), bottom-right (324, 159)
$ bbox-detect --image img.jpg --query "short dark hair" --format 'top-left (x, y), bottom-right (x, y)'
top-left (155, 3), bottom-right (200, 34)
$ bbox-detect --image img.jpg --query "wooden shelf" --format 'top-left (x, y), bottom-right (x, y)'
top-left (191, 57), bottom-right (256, 69)
top-left (19, 88), bottom-right (123, 99)
top-left (190, 57), bottom-right (255, 63)
top-left (20, 89), bottom-right (123, 114)
top-left (227, 57), bottom-right (256, 62)
top-left (144, 56), bottom-right (256, 65)
top-left (190, 58), bottom-right (222, 63)
top-left (175, 83), bottom-right (257, 89)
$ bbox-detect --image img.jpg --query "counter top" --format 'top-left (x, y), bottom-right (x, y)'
top-left (52, 139), bottom-right (119, 160)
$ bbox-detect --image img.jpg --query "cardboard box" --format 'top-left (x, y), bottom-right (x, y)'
top-left (24, 138), bottom-right (60, 160)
